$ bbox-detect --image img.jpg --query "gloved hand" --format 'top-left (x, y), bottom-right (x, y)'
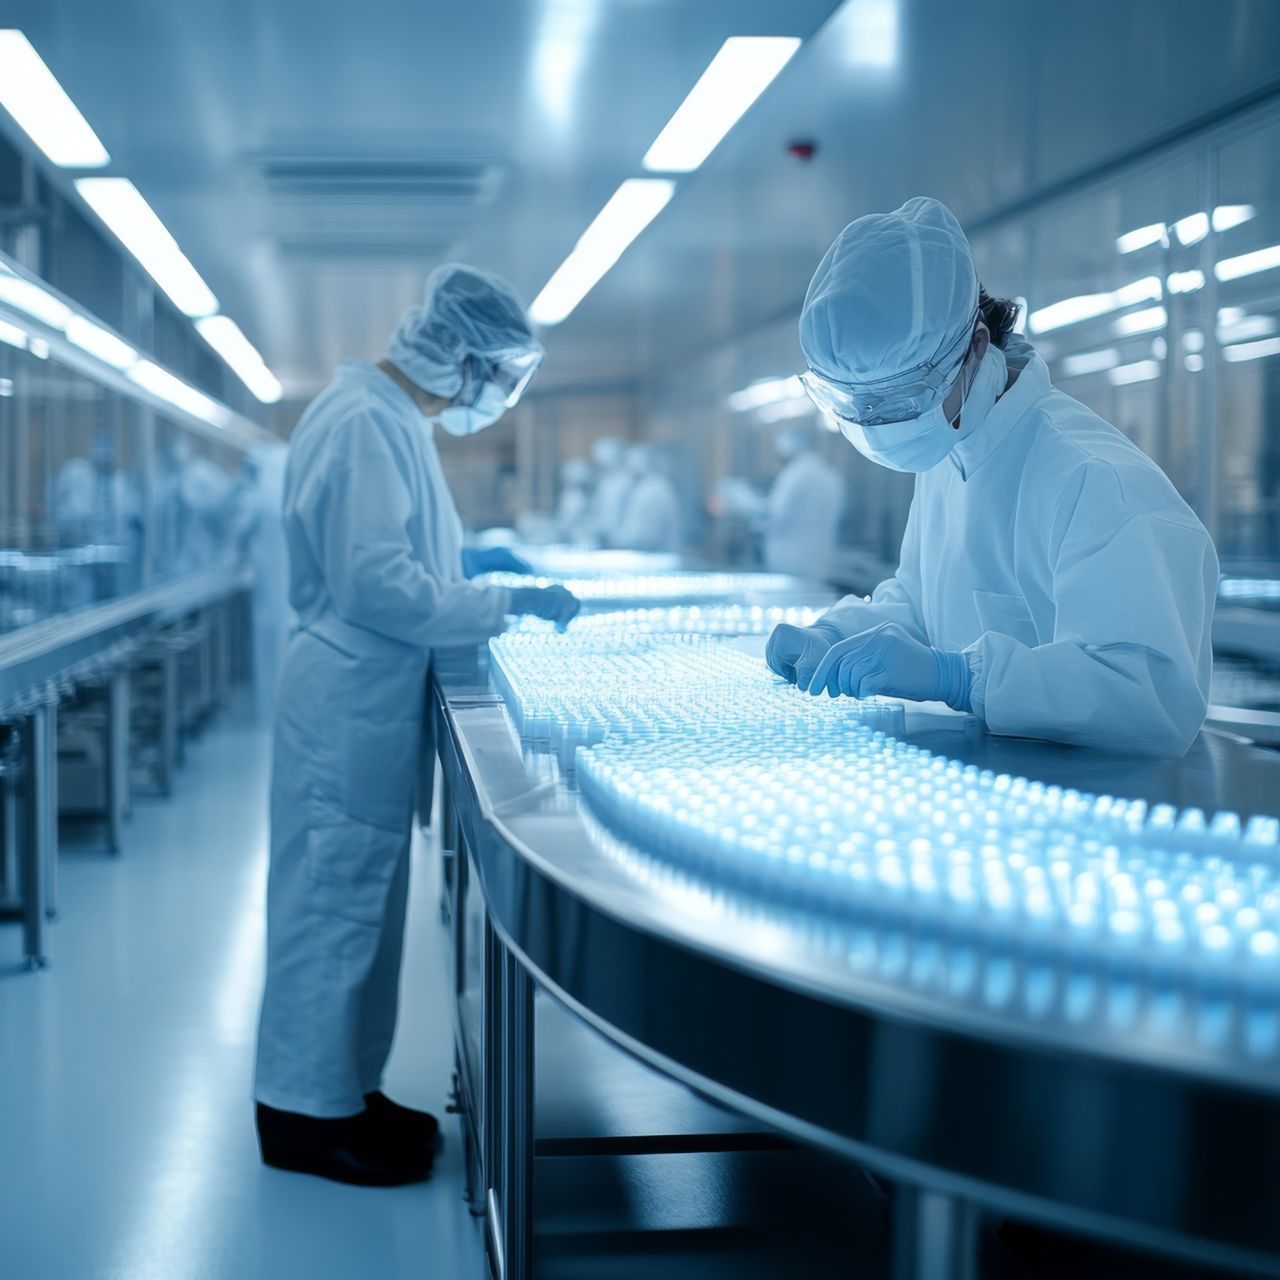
top-left (804, 621), bottom-right (972, 710)
top-left (765, 621), bottom-right (844, 689)
top-left (461, 546), bottom-right (535, 578)
top-left (510, 585), bottom-right (580, 630)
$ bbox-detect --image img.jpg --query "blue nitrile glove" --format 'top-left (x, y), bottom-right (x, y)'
top-left (510, 585), bottom-right (580, 630)
top-left (804, 621), bottom-right (972, 710)
top-left (765, 621), bottom-right (845, 689)
top-left (461, 547), bottom-right (535, 578)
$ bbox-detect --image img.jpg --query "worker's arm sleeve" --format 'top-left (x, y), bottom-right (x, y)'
top-left (966, 470), bottom-right (1217, 757)
top-left (817, 495), bottom-right (928, 642)
top-left (299, 414), bottom-right (510, 649)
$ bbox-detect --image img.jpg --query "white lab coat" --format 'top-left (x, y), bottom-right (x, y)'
top-left (255, 360), bottom-right (511, 1117)
top-left (587, 469), bottom-right (634, 546)
top-left (819, 339), bottom-right (1216, 757)
top-left (764, 451), bottom-right (845, 579)
top-left (613, 474), bottom-right (683, 552)
top-left (239, 444), bottom-right (292, 717)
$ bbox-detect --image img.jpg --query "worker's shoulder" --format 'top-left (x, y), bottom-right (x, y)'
top-left (292, 365), bottom-right (416, 451)
top-left (1024, 389), bottom-right (1190, 519)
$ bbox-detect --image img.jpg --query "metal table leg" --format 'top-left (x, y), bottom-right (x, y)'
top-left (500, 950), bottom-right (535, 1280)
top-left (892, 1185), bottom-right (978, 1280)
top-left (18, 716), bottom-right (48, 968)
top-left (161, 648), bottom-right (180, 784)
top-left (35, 700), bottom-right (58, 922)
top-left (105, 671), bottom-right (130, 853)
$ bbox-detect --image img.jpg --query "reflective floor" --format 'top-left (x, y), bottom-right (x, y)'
top-left (0, 704), bottom-right (482, 1280)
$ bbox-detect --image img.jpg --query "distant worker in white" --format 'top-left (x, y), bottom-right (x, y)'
top-left (762, 426), bottom-right (844, 580)
top-left (767, 198), bottom-right (1216, 756)
top-left (585, 436), bottom-right (634, 546)
top-left (255, 266), bottom-right (579, 1186)
top-left (612, 444), bottom-right (683, 553)
top-left (555, 457), bottom-right (595, 541)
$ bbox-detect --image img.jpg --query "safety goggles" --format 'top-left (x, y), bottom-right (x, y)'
top-left (488, 348), bottom-right (544, 408)
top-left (799, 309), bottom-right (978, 427)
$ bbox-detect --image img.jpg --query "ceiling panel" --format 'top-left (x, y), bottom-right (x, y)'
top-left (0, 0), bottom-right (1277, 407)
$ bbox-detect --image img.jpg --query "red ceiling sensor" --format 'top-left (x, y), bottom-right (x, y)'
top-left (787, 140), bottom-right (817, 162)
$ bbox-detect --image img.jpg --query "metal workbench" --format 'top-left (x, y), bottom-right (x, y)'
top-left (0, 570), bottom-right (250, 967)
top-left (433, 617), bottom-right (1280, 1280)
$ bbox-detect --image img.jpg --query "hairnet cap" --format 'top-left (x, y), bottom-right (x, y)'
top-left (387, 263), bottom-right (542, 398)
top-left (799, 197), bottom-right (978, 386)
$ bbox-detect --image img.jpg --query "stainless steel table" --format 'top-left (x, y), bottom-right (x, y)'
top-left (433, 634), bottom-right (1280, 1280)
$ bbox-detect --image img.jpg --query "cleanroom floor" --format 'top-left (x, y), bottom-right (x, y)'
top-left (0, 702), bottom-right (482, 1280)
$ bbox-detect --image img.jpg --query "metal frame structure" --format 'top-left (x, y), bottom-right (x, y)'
top-left (433, 641), bottom-right (1280, 1280)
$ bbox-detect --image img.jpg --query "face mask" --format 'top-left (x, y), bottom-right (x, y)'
top-left (839, 344), bottom-right (1007, 473)
top-left (437, 381), bottom-right (509, 437)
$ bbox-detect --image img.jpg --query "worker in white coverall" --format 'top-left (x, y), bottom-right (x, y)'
top-left (612, 444), bottom-right (683, 552)
top-left (762, 426), bottom-right (845, 580)
top-left (769, 198), bottom-right (1216, 756)
top-left (254, 265), bottom-right (579, 1186)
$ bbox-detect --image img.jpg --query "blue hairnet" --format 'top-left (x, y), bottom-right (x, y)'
top-left (799, 197), bottom-right (979, 387)
top-left (387, 264), bottom-right (542, 398)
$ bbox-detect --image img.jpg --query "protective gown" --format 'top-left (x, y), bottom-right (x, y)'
top-left (818, 338), bottom-right (1217, 757)
top-left (255, 361), bottom-right (510, 1116)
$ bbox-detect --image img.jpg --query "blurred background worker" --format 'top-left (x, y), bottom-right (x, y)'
top-left (767, 197), bottom-right (1216, 757)
top-left (762, 426), bottom-right (845, 580)
top-left (554, 458), bottom-right (595, 542)
top-left (612, 444), bottom-right (683, 552)
top-left (254, 265), bottom-right (578, 1187)
top-left (585, 436), bottom-right (634, 547)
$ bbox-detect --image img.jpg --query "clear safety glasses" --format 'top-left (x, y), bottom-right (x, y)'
top-left (490, 348), bottom-right (544, 408)
top-left (799, 309), bottom-right (979, 426)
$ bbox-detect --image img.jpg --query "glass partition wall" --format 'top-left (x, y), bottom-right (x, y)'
top-left (0, 298), bottom-right (255, 635)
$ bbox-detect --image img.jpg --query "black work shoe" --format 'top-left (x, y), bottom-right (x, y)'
top-left (256, 1102), bottom-right (433, 1186)
top-left (363, 1090), bottom-right (441, 1149)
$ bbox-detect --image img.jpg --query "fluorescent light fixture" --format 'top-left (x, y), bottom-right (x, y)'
top-left (1116, 222), bottom-right (1166, 254)
top-left (1185, 354), bottom-right (1205, 373)
top-left (1172, 212), bottom-right (1209, 247)
top-left (65, 314), bottom-right (136, 369)
top-left (0, 273), bottom-right (72, 328)
top-left (642, 37), bottom-right (801, 173)
top-left (840, 0), bottom-right (899, 69)
top-left (1151, 336), bottom-right (1167, 360)
top-left (128, 359), bottom-right (229, 427)
top-left (28, 337), bottom-right (49, 359)
top-left (1218, 314), bottom-right (1277, 345)
top-left (755, 396), bottom-right (814, 424)
top-left (529, 179), bottom-right (675, 326)
top-left (1059, 347), bottom-right (1120, 378)
top-left (1028, 276), bottom-right (1161, 334)
top-left (727, 374), bottom-right (803, 412)
top-left (1212, 204), bottom-right (1255, 233)
top-left (0, 31), bottom-right (109, 167)
top-left (1107, 359), bottom-right (1160, 386)
top-left (75, 178), bottom-right (218, 317)
top-left (1218, 306), bottom-right (1246, 327)
top-left (1223, 336), bottom-right (1280, 364)
top-left (1182, 329), bottom-right (1205, 353)
top-left (1216, 244), bottom-right (1280, 282)
top-left (1166, 269), bottom-right (1204, 294)
top-left (532, 0), bottom-right (600, 128)
top-left (0, 317), bottom-right (27, 349)
top-left (196, 315), bottom-right (282, 404)
top-left (1113, 305), bottom-right (1167, 337)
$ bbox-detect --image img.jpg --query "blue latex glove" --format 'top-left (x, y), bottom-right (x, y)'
top-left (461, 546), bottom-right (535, 578)
top-left (765, 621), bottom-right (844, 689)
top-left (510, 585), bottom-right (580, 630)
top-left (804, 622), bottom-right (972, 710)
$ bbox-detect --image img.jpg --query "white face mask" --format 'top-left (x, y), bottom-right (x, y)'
top-left (839, 345), bottom-right (1007, 473)
top-left (437, 381), bottom-right (509, 437)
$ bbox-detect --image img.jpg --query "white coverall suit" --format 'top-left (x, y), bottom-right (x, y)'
top-left (254, 361), bottom-right (511, 1117)
top-left (764, 451), bottom-right (845, 579)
